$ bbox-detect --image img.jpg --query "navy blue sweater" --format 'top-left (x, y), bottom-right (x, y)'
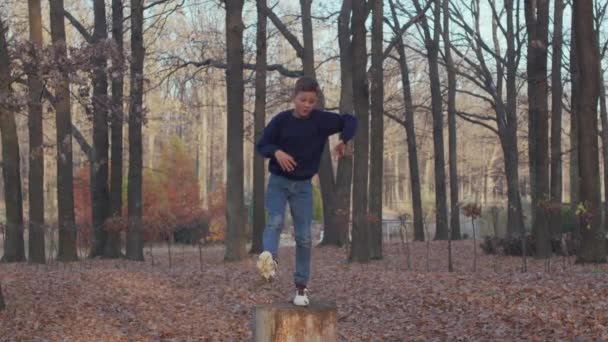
top-left (256, 109), bottom-right (357, 180)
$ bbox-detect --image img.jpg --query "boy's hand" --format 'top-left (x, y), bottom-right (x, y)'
top-left (274, 150), bottom-right (297, 172)
top-left (333, 140), bottom-right (349, 158)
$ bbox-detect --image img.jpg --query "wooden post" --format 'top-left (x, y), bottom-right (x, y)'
top-left (252, 301), bottom-right (337, 342)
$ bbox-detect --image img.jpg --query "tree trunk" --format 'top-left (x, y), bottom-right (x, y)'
top-left (569, 11), bottom-right (580, 241)
top-left (0, 19), bottom-right (26, 263)
top-left (368, 0), bottom-right (384, 260)
top-left (321, 0), bottom-right (353, 247)
top-left (50, 0), bottom-right (77, 262)
top-left (600, 79), bottom-right (608, 231)
top-left (349, 0), bottom-right (370, 263)
top-left (224, 0), bottom-right (247, 261)
top-left (0, 282), bottom-right (5, 310)
top-left (550, 0), bottom-right (564, 238)
top-left (414, 0), bottom-right (448, 240)
top-left (89, 0), bottom-right (111, 258)
top-left (126, 0), bottom-right (144, 261)
top-left (389, 0), bottom-right (424, 242)
top-left (443, 0), bottom-right (460, 241)
top-left (27, 0), bottom-right (46, 264)
top-left (525, 0), bottom-right (551, 258)
top-left (250, 0), bottom-right (267, 255)
top-left (574, 0), bottom-right (606, 263)
top-left (106, 0), bottom-right (124, 258)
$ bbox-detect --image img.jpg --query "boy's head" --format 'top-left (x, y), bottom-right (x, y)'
top-left (292, 76), bottom-right (319, 118)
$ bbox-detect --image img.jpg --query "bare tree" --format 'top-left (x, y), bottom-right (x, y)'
top-left (569, 6), bottom-right (580, 241)
top-left (443, 0), bottom-right (460, 242)
top-left (224, 0), bottom-right (247, 261)
top-left (413, 0), bottom-right (448, 240)
top-left (90, 0), bottom-right (111, 258)
top-left (574, 0), bottom-right (606, 263)
top-left (525, 0), bottom-right (551, 258)
top-left (0, 17), bottom-right (26, 263)
top-left (107, 0), bottom-right (124, 258)
top-left (50, 0), bottom-right (78, 262)
top-left (250, 0), bottom-right (267, 255)
top-left (387, 0), bottom-right (428, 242)
top-left (349, 0), bottom-right (370, 262)
top-left (448, 0), bottom-right (526, 239)
top-left (321, 0), bottom-right (353, 247)
top-left (126, 0), bottom-right (145, 261)
top-left (369, 0), bottom-right (384, 260)
top-left (550, 0), bottom-right (564, 239)
top-left (27, 0), bottom-right (46, 263)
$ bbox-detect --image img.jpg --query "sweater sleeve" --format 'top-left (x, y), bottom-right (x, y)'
top-left (256, 114), bottom-right (281, 158)
top-left (318, 110), bottom-right (358, 142)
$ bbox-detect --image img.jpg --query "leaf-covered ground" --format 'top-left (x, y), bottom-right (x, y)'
top-left (1, 240), bottom-right (608, 341)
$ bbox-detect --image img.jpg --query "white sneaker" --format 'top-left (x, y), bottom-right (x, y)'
top-left (293, 286), bottom-right (310, 306)
top-left (257, 251), bottom-right (278, 281)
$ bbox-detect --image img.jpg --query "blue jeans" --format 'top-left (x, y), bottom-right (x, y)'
top-left (262, 173), bottom-right (313, 286)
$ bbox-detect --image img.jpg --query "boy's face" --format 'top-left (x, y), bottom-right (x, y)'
top-left (293, 91), bottom-right (318, 118)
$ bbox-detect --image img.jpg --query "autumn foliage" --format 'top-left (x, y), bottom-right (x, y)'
top-left (73, 136), bottom-right (216, 245)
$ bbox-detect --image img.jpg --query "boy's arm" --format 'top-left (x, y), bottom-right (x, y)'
top-left (319, 110), bottom-right (358, 142)
top-left (256, 116), bottom-right (281, 158)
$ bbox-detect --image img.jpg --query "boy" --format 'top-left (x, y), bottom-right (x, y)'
top-left (255, 76), bottom-right (357, 306)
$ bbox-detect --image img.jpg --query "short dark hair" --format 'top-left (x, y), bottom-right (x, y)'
top-left (294, 76), bottom-right (320, 95)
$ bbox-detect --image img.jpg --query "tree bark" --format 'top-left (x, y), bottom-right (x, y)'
top-left (525, 0), bottom-right (551, 258)
top-left (0, 282), bottom-right (5, 310)
top-left (250, 0), bottom-right (267, 255)
top-left (320, 0), bottom-right (353, 247)
top-left (126, 0), bottom-right (145, 261)
top-left (550, 0), bottom-right (564, 238)
top-left (414, 0), bottom-right (448, 240)
top-left (569, 11), bottom-right (580, 241)
top-left (574, 0), bottom-right (606, 263)
top-left (443, 0), bottom-right (460, 241)
top-left (369, 0), bottom-right (384, 260)
top-left (349, 0), bottom-right (370, 262)
top-left (600, 79), bottom-right (608, 231)
top-left (50, 0), bottom-right (77, 262)
top-left (106, 0), bottom-right (124, 258)
top-left (223, 0), bottom-right (247, 261)
top-left (0, 19), bottom-right (26, 263)
top-left (27, 0), bottom-right (46, 264)
top-left (389, 0), bottom-right (424, 242)
top-left (89, 0), bottom-right (111, 258)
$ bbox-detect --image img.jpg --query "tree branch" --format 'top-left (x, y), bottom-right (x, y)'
top-left (173, 59), bottom-right (303, 78)
top-left (382, 0), bottom-right (433, 61)
top-left (456, 111), bottom-right (499, 135)
top-left (63, 10), bottom-right (93, 43)
top-left (259, 2), bottom-right (305, 58)
top-left (71, 123), bottom-right (92, 161)
top-left (384, 111), bottom-right (407, 126)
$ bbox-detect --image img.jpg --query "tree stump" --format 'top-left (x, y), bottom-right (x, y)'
top-left (252, 301), bottom-right (337, 342)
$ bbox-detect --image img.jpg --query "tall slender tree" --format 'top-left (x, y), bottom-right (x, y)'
top-left (250, 0), bottom-right (267, 254)
top-left (27, 0), bottom-right (46, 263)
top-left (550, 0), bottom-right (564, 238)
top-left (224, 0), bottom-right (247, 261)
top-left (126, 0), bottom-right (145, 261)
top-left (349, 0), bottom-right (370, 262)
top-left (0, 17), bottom-right (26, 263)
top-left (413, 0), bottom-right (448, 240)
top-left (369, 0), bottom-right (384, 260)
top-left (107, 0), bottom-right (124, 258)
top-left (388, 0), bottom-right (424, 242)
top-left (574, 0), bottom-right (606, 263)
top-left (525, 0), bottom-right (551, 258)
top-left (90, 0), bottom-right (111, 258)
top-left (50, 0), bottom-right (77, 261)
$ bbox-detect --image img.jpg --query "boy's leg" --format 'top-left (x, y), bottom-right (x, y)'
top-left (289, 179), bottom-right (313, 287)
top-left (262, 174), bottom-right (288, 259)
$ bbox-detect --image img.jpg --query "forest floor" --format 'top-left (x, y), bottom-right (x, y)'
top-left (1, 240), bottom-right (608, 341)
